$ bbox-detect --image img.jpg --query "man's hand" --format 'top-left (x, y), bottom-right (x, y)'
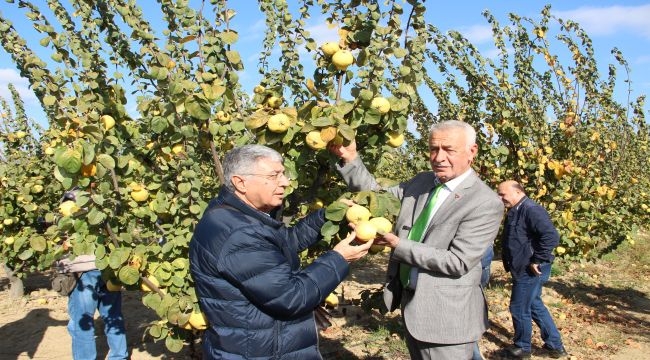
top-left (328, 139), bottom-right (358, 164)
top-left (333, 231), bottom-right (373, 262)
top-left (529, 263), bottom-right (541, 276)
top-left (374, 231), bottom-right (400, 248)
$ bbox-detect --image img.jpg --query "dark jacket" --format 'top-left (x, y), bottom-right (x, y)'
top-left (501, 197), bottom-right (559, 275)
top-left (189, 188), bottom-right (349, 359)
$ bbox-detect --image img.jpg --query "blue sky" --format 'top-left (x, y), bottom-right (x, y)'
top-left (1, 1), bottom-right (649, 127)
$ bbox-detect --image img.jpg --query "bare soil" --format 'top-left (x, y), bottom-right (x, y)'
top-left (1, 233), bottom-right (648, 359)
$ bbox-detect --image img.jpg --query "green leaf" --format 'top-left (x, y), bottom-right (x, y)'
top-left (172, 258), bottom-right (187, 270)
top-left (311, 116), bottom-right (335, 127)
top-left (359, 89), bottom-right (374, 101)
top-left (363, 110), bottom-right (381, 125)
top-left (393, 47), bottom-right (407, 58)
top-left (320, 221), bottom-right (340, 239)
top-left (108, 247), bottom-right (131, 269)
top-left (87, 207), bottom-right (106, 225)
top-left (118, 265), bottom-right (141, 285)
top-left (244, 111), bottom-right (269, 129)
top-left (18, 249), bottom-right (34, 260)
top-left (325, 201), bottom-right (348, 222)
top-left (95, 256), bottom-right (109, 270)
top-left (30, 236), bottom-right (47, 252)
top-left (96, 244), bottom-right (106, 259)
top-left (97, 154), bottom-right (115, 169)
top-left (149, 323), bottom-right (163, 339)
top-left (231, 120), bottom-right (246, 132)
top-left (178, 183), bottom-right (191, 194)
top-left (185, 95), bottom-right (211, 120)
top-left (39, 36), bottom-right (50, 47)
top-left (151, 116), bottom-right (168, 133)
top-left (57, 149), bottom-right (82, 174)
top-left (221, 30), bottom-right (239, 44)
top-left (43, 95), bottom-right (56, 106)
top-left (82, 142), bottom-right (95, 164)
top-left (226, 50), bottom-right (241, 65)
top-left (166, 336), bottom-right (184, 353)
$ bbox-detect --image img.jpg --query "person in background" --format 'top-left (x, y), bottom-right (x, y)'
top-left (189, 144), bottom-right (373, 359)
top-left (56, 190), bottom-right (128, 360)
top-left (330, 120), bottom-right (504, 360)
top-left (497, 180), bottom-right (568, 359)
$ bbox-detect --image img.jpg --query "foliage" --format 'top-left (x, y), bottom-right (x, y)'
top-left (0, 0), bottom-right (648, 352)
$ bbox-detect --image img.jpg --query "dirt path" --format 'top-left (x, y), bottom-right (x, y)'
top-left (1, 234), bottom-right (649, 359)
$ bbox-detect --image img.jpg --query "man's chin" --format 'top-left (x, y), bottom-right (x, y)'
top-left (433, 172), bottom-right (450, 182)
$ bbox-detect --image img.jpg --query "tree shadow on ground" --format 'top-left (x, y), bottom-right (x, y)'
top-left (117, 290), bottom-right (193, 359)
top-left (0, 308), bottom-right (68, 360)
top-left (320, 302), bottom-right (409, 359)
top-left (548, 279), bottom-right (650, 339)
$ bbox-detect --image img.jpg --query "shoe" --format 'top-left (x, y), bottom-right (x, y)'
top-left (502, 346), bottom-right (531, 359)
top-left (543, 344), bottom-right (569, 358)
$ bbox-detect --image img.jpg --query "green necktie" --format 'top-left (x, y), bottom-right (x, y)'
top-left (400, 185), bottom-right (443, 288)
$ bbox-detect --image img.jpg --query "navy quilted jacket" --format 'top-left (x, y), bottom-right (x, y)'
top-left (189, 188), bottom-right (349, 359)
top-left (501, 197), bottom-right (559, 276)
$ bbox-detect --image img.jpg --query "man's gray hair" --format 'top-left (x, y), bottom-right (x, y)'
top-left (223, 144), bottom-right (283, 191)
top-left (430, 120), bottom-right (477, 148)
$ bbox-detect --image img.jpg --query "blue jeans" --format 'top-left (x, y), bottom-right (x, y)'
top-left (67, 270), bottom-right (128, 359)
top-left (509, 263), bottom-right (563, 352)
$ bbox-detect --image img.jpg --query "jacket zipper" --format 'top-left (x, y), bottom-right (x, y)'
top-left (273, 320), bottom-right (280, 359)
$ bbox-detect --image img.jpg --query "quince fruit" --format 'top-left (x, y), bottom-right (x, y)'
top-left (324, 293), bottom-right (339, 307)
top-left (59, 200), bottom-right (80, 217)
top-left (321, 42), bottom-right (340, 57)
top-left (106, 280), bottom-right (123, 292)
top-left (306, 131), bottom-right (327, 150)
top-left (130, 184), bottom-right (149, 202)
top-left (188, 311), bottom-right (208, 330)
top-left (369, 217), bottom-right (393, 234)
top-left (355, 220), bottom-right (377, 242)
top-left (345, 204), bottom-right (371, 225)
top-left (332, 50), bottom-right (354, 70)
top-left (215, 110), bottom-right (231, 123)
top-left (267, 96), bottom-right (283, 109)
top-left (172, 143), bottom-right (185, 155)
top-left (370, 97), bottom-right (391, 114)
top-left (100, 115), bottom-right (115, 131)
top-left (387, 131), bottom-right (405, 148)
top-left (267, 113), bottom-right (291, 133)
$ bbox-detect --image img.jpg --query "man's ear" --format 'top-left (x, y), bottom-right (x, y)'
top-left (469, 143), bottom-right (479, 158)
top-left (230, 175), bottom-right (246, 193)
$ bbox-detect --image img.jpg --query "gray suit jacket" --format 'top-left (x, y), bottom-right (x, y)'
top-left (338, 157), bottom-right (504, 344)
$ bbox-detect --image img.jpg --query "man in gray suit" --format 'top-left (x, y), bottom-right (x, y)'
top-left (330, 120), bottom-right (504, 359)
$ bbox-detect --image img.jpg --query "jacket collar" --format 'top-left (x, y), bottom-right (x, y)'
top-left (211, 187), bottom-right (283, 228)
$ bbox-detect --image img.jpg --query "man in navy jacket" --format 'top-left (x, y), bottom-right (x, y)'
top-left (497, 180), bottom-right (568, 359)
top-left (190, 144), bottom-right (373, 359)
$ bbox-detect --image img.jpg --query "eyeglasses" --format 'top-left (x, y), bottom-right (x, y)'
top-left (240, 171), bottom-right (291, 181)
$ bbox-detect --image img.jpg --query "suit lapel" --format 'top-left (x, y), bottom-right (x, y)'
top-left (421, 172), bottom-right (477, 241)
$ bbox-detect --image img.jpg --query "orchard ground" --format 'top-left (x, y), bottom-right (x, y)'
top-left (1, 233), bottom-right (649, 359)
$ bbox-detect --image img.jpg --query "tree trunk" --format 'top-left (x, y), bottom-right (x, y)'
top-left (2, 263), bottom-right (24, 299)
